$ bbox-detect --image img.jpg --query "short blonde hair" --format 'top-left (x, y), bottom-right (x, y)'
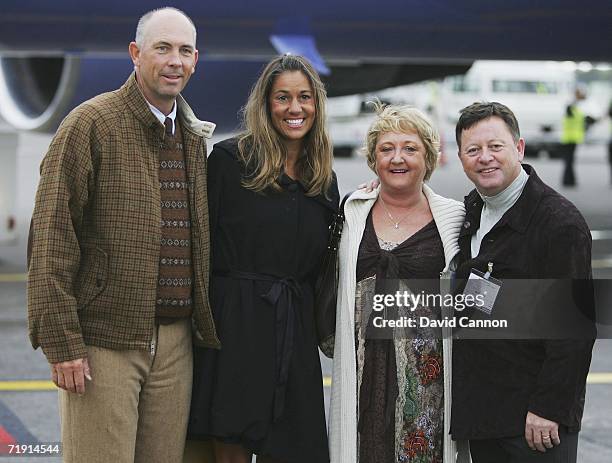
top-left (364, 102), bottom-right (440, 181)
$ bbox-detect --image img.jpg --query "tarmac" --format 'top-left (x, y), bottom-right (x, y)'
top-left (0, 132), bottom-right (611, 462)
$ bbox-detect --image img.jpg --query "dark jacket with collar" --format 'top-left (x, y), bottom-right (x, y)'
top-left (27, 73), bottom-right (220, 364)
top-left (450, 164), bottom-right (594, 440)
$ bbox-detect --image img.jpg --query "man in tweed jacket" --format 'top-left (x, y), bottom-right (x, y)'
top-left (27, 7), bottom-right (218, 462)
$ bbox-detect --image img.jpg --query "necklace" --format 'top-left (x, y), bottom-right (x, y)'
top-left (378, 196), bottom-right (411, 229)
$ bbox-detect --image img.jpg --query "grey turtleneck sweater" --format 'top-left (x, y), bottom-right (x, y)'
top-left (471, 167), bottom-right (529, 258)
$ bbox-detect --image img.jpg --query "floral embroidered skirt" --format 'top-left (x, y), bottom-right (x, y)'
top-left (355, 277), bottom-right (444, 463)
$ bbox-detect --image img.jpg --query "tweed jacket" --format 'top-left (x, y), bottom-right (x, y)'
top-left (27, 73), bottom-right (220, 364)
top-left (329, 184), bottom-right (470, 463)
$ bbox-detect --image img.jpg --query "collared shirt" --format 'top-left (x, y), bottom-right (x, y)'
top-left (147, 100), bottom-right (177, 135)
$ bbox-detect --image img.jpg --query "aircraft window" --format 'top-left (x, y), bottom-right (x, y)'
top-left (492, 80), bottom-right (558, 94)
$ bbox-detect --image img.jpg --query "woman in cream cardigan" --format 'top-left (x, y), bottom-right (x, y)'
top-left (329, 104), bottom-right (469, 463)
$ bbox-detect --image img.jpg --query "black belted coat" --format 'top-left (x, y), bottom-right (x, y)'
top-left (188, 138), bottom-right (339, 463)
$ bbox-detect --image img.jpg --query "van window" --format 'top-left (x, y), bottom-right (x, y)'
top-left (449, 75), bottom-right (480, 93)
top-left (492, 80), bottom-right (558, 94)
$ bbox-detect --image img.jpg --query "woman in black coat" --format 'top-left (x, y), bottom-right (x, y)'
top-left (187, 54), bottom-right (339, 463)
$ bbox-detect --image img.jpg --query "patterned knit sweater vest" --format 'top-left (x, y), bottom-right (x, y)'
top-left (156, 118), bottom-right (193, 321)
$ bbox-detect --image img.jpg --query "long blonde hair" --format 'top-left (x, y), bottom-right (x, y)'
top-left (238, 54), bottom-right (333, 196)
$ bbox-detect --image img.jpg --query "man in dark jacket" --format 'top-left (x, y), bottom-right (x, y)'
top-left (27, 7), bottom-right (218, 462)
top-left (450, 101), bottom-right (594, 462)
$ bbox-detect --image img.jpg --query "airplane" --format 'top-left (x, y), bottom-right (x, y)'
top-left (0, 0), bottom-right (611, 134)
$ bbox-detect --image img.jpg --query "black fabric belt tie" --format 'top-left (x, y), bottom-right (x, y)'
top-left (214, 270), bottom-right (303, 423)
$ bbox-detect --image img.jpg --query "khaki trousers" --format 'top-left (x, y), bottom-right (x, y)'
top-left (59, 318), bottom-right (193, 463)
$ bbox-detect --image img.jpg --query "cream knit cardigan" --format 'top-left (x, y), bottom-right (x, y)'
top-left (329, 184), bottom-right (470, 463)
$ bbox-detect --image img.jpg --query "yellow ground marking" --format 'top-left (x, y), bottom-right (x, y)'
top-left (0, 374), bottom-right (611, 392)
top-left (0, 273), bottom-right (27, 282)
top-left (592, 257), bottom-right (612, 269)
top-left (0, 380), bottom-right (55, 391)
top-left (586, 372), bottom-right (612, 384)
top-left (324, 374), bottom-right (612, 387)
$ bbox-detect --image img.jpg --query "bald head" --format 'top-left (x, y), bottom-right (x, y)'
top-left (128, 7), bottom-right (199, 114)
top-left (135, 7), bottom-right (196, 49)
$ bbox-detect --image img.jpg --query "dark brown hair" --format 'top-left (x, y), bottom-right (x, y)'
top-left (455, 101), bottom-right (521, 149)
top-left (238, 54), bottom-right (332, 196)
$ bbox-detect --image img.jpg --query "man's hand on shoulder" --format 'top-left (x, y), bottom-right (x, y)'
top-left (51, 357), bottom-right (92, 395)
top-left (525, 411), bottom-right (560, 452)
top-left (357, 178), bottom-right (379, 192)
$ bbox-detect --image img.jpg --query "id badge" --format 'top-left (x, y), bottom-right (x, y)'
top-left (463, 266), bottom-right (502, 315)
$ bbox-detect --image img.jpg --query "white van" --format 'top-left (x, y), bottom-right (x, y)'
top-left (327, 85), bottom-right (433, 157)
top-left (437, 61), bottom-right (576, 157)
top-left (327, 95), bottom-right (378, 157)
